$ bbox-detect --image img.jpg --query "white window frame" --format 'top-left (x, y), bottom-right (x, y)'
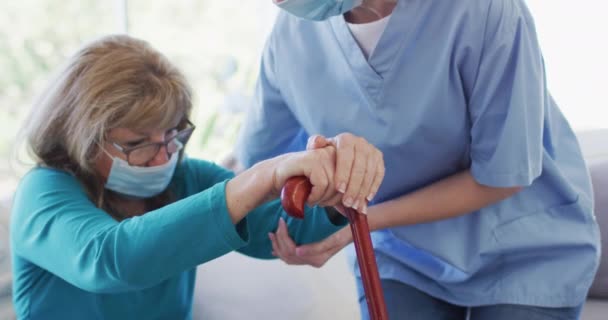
top-left (114, 0), bottom-right (129, 34)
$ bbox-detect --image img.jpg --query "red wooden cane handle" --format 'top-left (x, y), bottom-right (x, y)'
top-left (280, 176), bottom-right (388, 320)
top-left (280, 176), bottom-right (312, 219)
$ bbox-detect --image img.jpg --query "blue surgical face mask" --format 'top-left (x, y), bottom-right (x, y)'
top-left (104, 152), bottom-right (179, 198)
top-left (274, 0), bottom-right (363, 21)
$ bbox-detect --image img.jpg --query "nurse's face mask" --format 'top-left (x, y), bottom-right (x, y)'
top-left (274, 0), bottom-right (363, 21)
top-left (101, 121), bottom-right (195, 198)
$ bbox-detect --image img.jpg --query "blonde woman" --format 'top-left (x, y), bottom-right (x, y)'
top-left (10, 35), bottom-right (384, 319)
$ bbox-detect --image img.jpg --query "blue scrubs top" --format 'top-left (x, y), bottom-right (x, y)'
top-left (236, 0), bottom-right (601, 307)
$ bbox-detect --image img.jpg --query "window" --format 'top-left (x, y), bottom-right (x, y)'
top-left (126, 0), bottom-right (278, 161)
top-left (0, 0), bottom-right (277, 189)
top-left (0, 2), bottom-right (276, 318)
top-left (0, 0), bottom-right (117, 181)
top-left (527, 0), bottom-right (608, 130)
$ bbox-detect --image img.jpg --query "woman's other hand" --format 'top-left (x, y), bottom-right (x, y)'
top-left (269, 218), bottom-right (352, 268)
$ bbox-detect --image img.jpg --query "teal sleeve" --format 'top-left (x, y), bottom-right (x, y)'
top-left (175, 158), bottom-right (346, 259)
top-left (237, 201), bottom-right (347, 259)
top-left (10, 168), bottom-right (247, 294)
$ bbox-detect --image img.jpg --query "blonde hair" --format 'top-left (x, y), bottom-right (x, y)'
top-left (21, 34), bottom-right (192, 209)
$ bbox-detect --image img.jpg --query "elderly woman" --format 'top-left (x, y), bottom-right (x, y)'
top-left (10, 35), bottom-right (384, 319)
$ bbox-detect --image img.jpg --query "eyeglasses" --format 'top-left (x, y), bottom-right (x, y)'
top-left (110, 120), bottom-right (196, 166)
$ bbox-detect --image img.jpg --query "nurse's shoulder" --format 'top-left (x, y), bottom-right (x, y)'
top-left (466, 0), bottom-right (537, 32)
top-left (270, 7), bottom-right (335, 41)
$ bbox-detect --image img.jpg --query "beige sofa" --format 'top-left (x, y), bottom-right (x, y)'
top-left (580, 130), bottom-right (608, 320)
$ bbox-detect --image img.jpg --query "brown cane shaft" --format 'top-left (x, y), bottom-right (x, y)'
top-left (345, 208), bottom-right (388, 320)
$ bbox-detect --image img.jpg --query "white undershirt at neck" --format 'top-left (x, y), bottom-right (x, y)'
top-left (346, 14), bottom-right (391, 59)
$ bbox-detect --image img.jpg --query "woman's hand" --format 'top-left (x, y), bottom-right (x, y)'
top-left (307, 133), bottom-right (384, 214)
top-left (272, 146), bottom-right (339, 206)
top-left (269, 219), bottom-right (352, 268)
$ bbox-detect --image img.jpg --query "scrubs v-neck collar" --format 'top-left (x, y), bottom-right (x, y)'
top-left (330, 0), bottom-right (420, 105)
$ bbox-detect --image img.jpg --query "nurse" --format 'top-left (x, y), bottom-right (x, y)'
top-left (236, 0), bottom-right (601, 319)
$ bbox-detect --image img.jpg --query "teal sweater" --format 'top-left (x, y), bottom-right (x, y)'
top-left (10, 157), bottom-right (345, 319)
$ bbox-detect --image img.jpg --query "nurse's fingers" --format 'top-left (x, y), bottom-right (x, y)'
top-left (343, 142), bottom-right (368, 211)
top-left (310, 146), bottom-right (337, 206)
top-left (330, 134), bottom-right (356, 195)
top-left (317, 163), bottom-right (338, 206)
top-left (368, 151), bottom-right (385, 202)
top-left (306, 148), bottom-right (333, 204)
top-left (306, 135), bottom-right (331, 150)
top-left (355, 150), bottom-right (380, 214)
top-left (306, 135), bottom-right (337, 205)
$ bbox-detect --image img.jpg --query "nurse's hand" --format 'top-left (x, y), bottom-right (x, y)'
top-left (307, 133), bottom-right (384, 214)
top-left (269, 220), bottom-right (352, 268)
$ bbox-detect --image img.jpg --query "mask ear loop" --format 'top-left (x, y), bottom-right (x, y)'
top-left (357, 5), bottom-right (383, 20)
top-left (96, 142), bottom-right (115, 159)
top-left (357, 0), bottom-right (398, 20)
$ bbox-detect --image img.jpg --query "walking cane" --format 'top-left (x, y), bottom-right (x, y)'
top-left (281, 176), bottom-right (388, 320)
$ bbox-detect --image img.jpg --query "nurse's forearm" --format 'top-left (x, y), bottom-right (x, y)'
top-left (225, 157), bottom-right (281, 224)
top-left (367, 170), bottom-right (521, 231)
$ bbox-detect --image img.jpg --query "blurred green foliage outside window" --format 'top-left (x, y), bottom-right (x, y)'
top-left (0, 0), bottom-right (273, 193)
